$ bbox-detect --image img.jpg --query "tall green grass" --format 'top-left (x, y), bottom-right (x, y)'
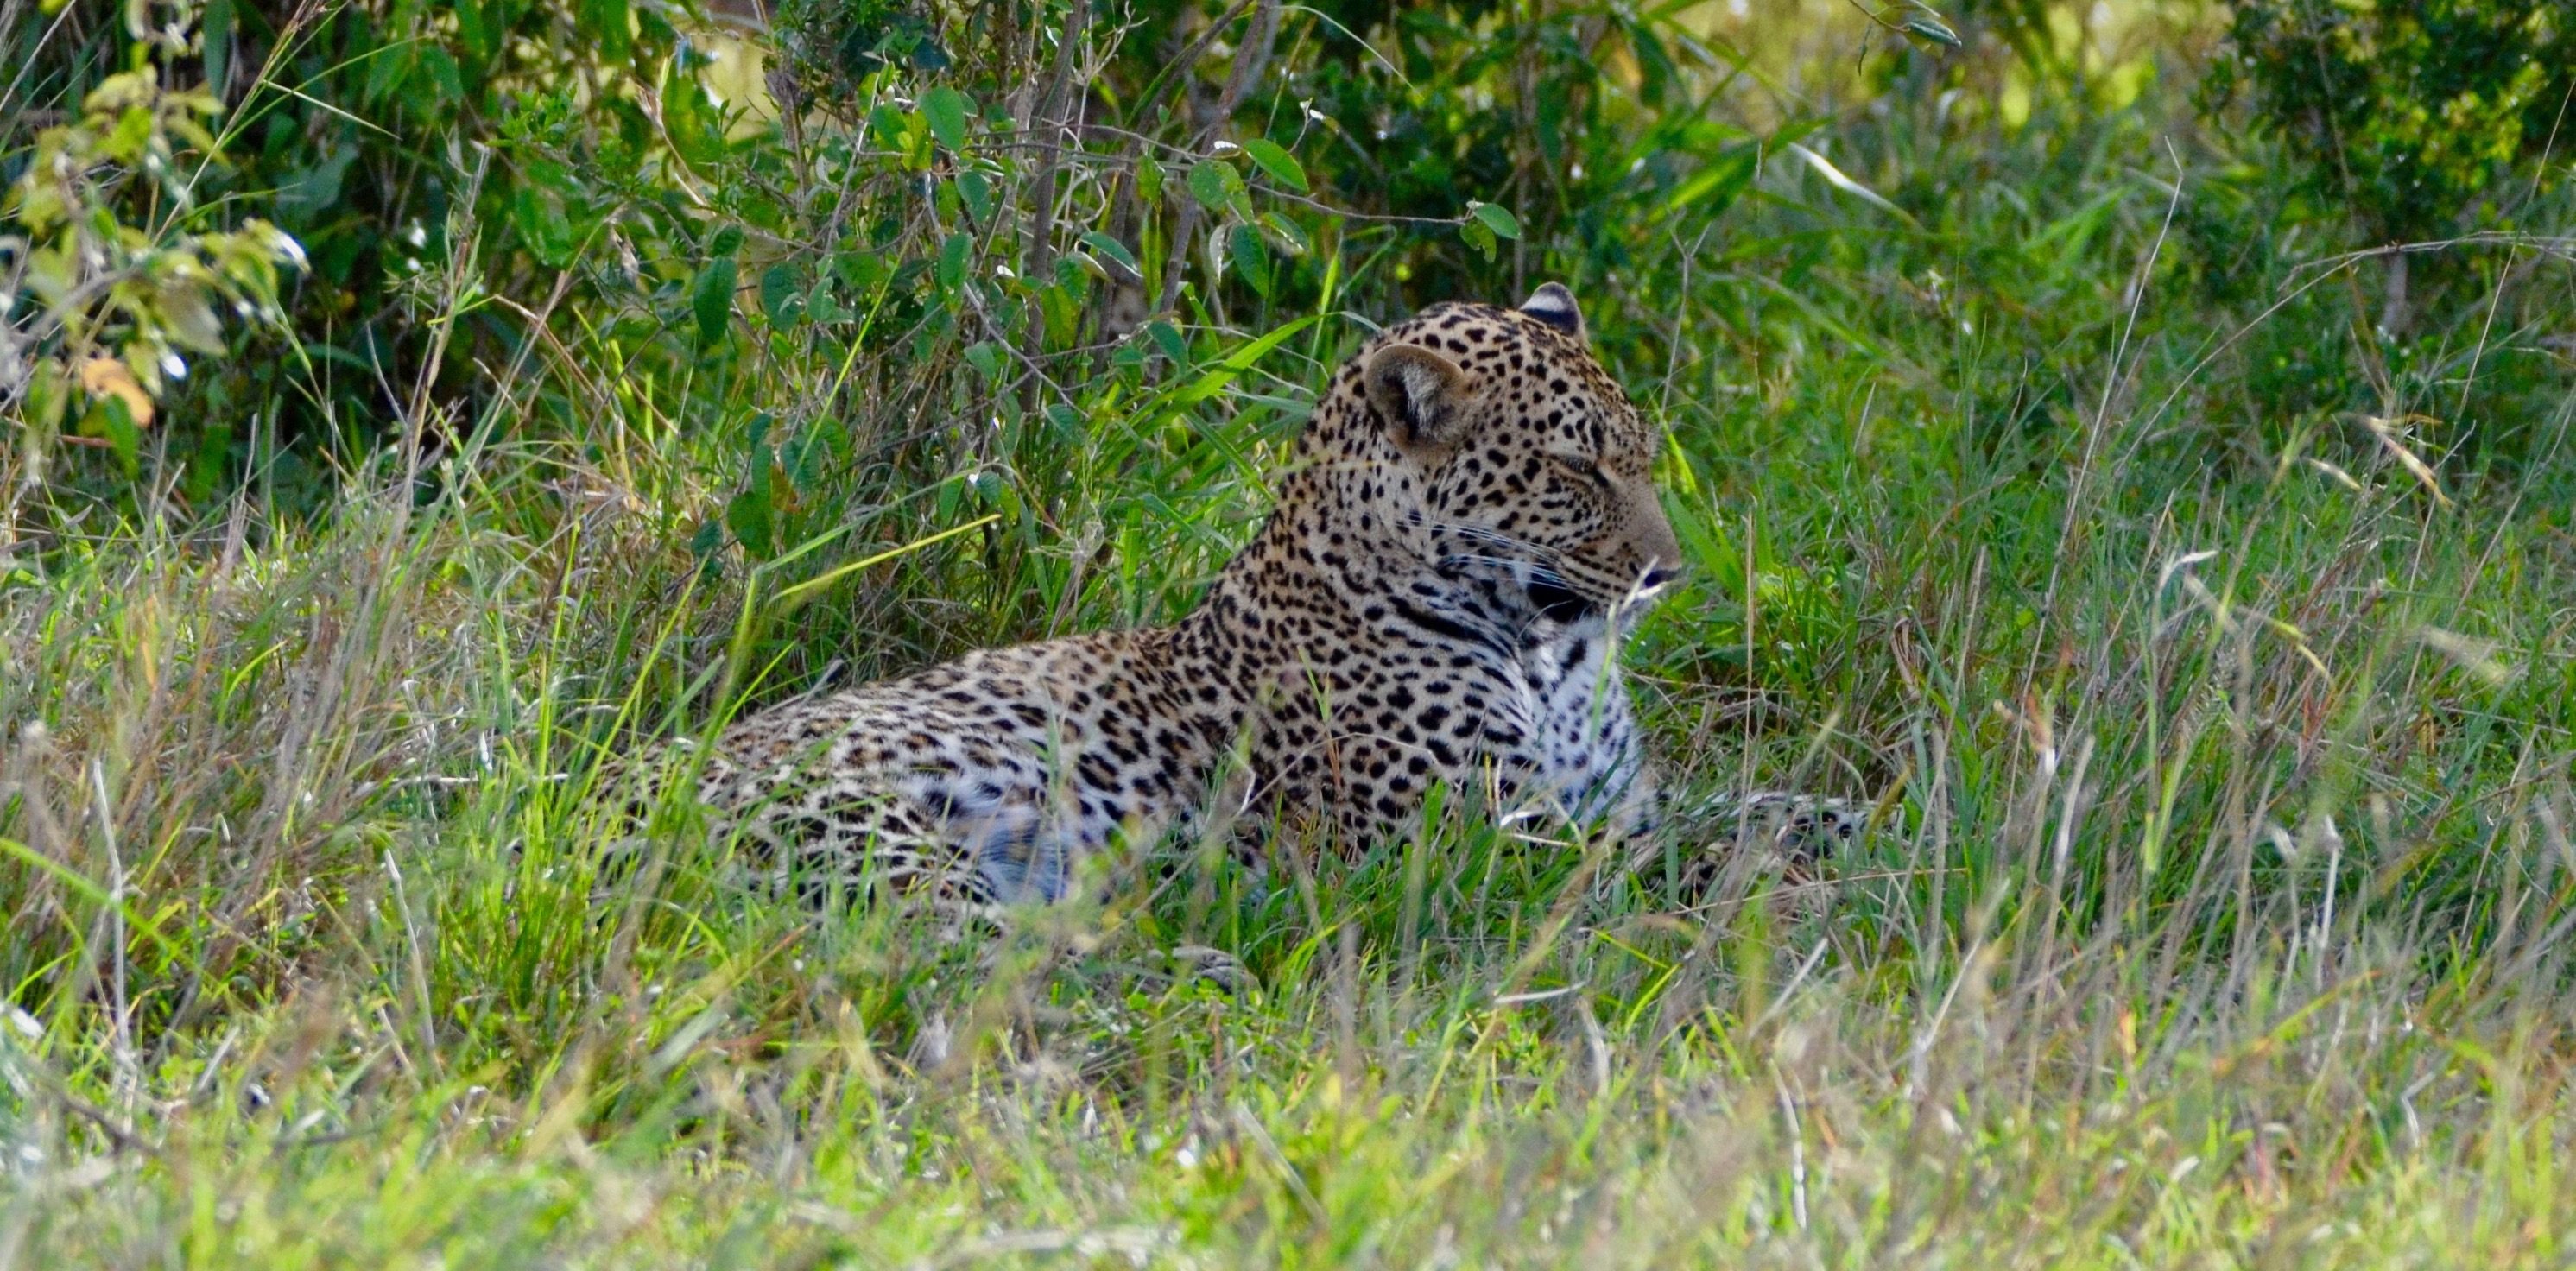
top-left (7, 13), bottom-right (2576, 1269)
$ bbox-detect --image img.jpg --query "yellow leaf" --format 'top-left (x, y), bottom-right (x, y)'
top-left (83, 70), bottom-right (156, 117)
top-left (166, 290), bottom-right (225, 352)
top-left (79, 357), bottom-right (155, 427)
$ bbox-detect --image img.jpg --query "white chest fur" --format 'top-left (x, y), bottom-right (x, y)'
top-left (1511, 612), bottom-right (1655, 832)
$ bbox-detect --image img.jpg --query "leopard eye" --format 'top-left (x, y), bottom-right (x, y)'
top-left (1557, 456), bottom-right (1611, 488)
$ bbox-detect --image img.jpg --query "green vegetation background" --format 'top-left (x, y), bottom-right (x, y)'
top-left (3, 0), bottom-right (2574, 1263)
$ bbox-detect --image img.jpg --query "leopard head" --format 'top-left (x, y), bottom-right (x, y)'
top-left (1293, 284), bottom-right (1683, 623)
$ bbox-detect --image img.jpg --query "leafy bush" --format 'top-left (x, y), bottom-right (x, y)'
top-left (1, 3), bottom-right (301, 504)
top-left (3, 0), bottom-right (710, 521)
top-left (2218, 0), bottom-right (2568, 245)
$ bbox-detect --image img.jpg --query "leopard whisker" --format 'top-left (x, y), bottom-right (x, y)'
top-left (1406, 512), bottom-right (1568, 563)
top-left (1439, 553), bottom-right (1572, 586)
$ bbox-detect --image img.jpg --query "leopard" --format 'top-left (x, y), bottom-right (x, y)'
top-left (643, 284), bottom-right (1866, 918)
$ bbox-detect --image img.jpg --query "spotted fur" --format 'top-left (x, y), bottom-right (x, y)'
top-left (668, 286), bottom-right (1714, 912)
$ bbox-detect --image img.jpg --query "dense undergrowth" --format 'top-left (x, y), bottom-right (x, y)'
top-left (6, 0), bottom-right (2576, 1264)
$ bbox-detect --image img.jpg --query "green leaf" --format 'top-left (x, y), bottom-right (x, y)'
top-left (1187, 160), bottom-right (1238, 211)
top-left (691, 256), bottom-right (738, 346)
top-left (725, 472), bottom-right (775, 558)
top-left (1227, 224), bottom-right (1273, 297)
top-left (1900, 13), bottom-right (1961, 47)
top-left (419, 47), bottom-right (464, 109)
top-left (1263, 212), bottom-right (1311, 256)
top-left (834, 250), bottom-right (889, 293)
top-left (1079, 231), bottom-right (1141, 279)
top-left (1137, 153), bottom-right (1165, 207)
top-left (97, 395), bottom-right (142, 479)
top-left (102, 107), bottom-right (153, 164)
top-left (956, 169), bottom-right (993, 224)
top-left (454, 0), bottom-right (496, 63)
top-left (1239, 139), bottom-right (1308, 193)
top-left (807, 280), bottom-right (849, 324)
top-left (22, 361), bottom-right (69, 433)
top-left (919, 86), bottom-right (972, 152)
top-left (759, 263), bottom-right (803, 327)
top-left (937, 231), bottom-right (973, 292)
top-left (579, 0), bottom-right (630, 61)
top-left (898, 111), bottom-right (935, 170)
top-left (664, 79), bottom-right (728, 167)
top-left (1628, 20), bottom-right (1678, 108)
top-left (1468, 200), bottom-right (1522, 240)
top-left (514, 186), bottom-right (577, 269)
top-left (1460, 217), bottom-right (1497, 261)
top-left (203, 0), bottom-right (233, 97)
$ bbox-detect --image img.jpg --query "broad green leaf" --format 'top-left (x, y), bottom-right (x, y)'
top-left (1262, 212), bottom-right (1311, 256)
top-left (514, 186), bottom-right (577, 268)
top-left (807, 280), bottom-right (849, 324)
top-left (691, 256), bottom-right (737, 345)
top-left (1460, 216), bottom-right (1497, 261)
top-left (759, 263), bottom-right (802, 327)
top-left (834, 250), bottom-right (888, 292)
top-left (1240, 139), bottom-right (1309, 193)
top-left (725, 471), bottom-right (774, 558)
top-left (956, 169), bottom-right (994, 223)
top-left (419, 47), bottom-right (464, 108)
top-left (1227, 224), bottom-right (1273, 296)
top-left (1080, 231), bottom-right (1142, 278)
top-left (1187, 160), bottom-right (1240, 211)
top-left (937, 230), bottom-right (973, 292)
top-left (1468, 200), bottom-right (1522, 240)
top-left (919, 86), bottom-right (972, 152)
top-left (899, 111), bottom-right (936, 170)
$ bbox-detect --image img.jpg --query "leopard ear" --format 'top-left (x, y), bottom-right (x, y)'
top-left (1519, 282), bottom-right (1585, 341)
top-left (1364, 343), bottom-right (1472, 461)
